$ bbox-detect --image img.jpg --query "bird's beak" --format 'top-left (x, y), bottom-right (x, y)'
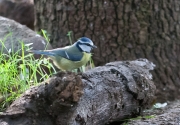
top-left (92, 45), bottom-right (97, 48)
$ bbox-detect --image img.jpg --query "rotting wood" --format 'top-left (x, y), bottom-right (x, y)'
top-left (0, 59), bottom-right (156, 125)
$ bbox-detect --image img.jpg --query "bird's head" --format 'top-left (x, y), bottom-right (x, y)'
top-left (75, 37), bottom-right (97, 53)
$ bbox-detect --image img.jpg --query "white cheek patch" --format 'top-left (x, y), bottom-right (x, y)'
top-left (79, 44), bottom-right (92, 53)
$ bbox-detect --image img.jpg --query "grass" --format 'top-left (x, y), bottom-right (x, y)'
top-left (0, 31), bottom-right (55, 111)
top-left (122, 115), bottom-right (155, 125)
top-left (0, 30), bottom-right (95, 111)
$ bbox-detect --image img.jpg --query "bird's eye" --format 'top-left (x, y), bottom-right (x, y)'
top-left (78, 42), bottom-right (92, 47)
top-left (84, 43), bottom-right (91, 47)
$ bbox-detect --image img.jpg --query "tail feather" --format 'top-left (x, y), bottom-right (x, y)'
top-left (30, 50), bottom-right (55, 56)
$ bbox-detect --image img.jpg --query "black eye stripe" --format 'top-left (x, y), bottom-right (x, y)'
top-left (79, 43), bottom-right (92, 47)
top-left (85, 43), bottom-right (92, 46)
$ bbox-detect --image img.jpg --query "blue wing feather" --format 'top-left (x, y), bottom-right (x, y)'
top-left (53, 48), bottom-right (83, 61)
top-left (30, 50), bottom-right (56, 56)
top-left (31, 47), bottom-right (83, 61)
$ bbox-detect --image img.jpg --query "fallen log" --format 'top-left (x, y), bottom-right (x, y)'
top-left (0, 59), bottom-right (156, 125)
top-left (127, 100), bottom-right (180, 125)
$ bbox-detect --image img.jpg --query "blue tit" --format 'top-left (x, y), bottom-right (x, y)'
top-left (30, 37), bottom-right (97, 71)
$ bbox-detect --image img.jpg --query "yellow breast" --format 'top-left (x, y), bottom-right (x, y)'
top-left (51, 52), bottom-right (92, 71)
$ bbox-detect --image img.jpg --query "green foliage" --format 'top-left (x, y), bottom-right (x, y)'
top-left (67, 31), bottom-right (73, 45)
top-left (0, 30), bottom-right (95, 111)
top-left (41, 29), bottom-right (51, 42)
top-left (0, 31), bottom-right (55, 111)
top-left (122, 115), bottom-right (155, 125)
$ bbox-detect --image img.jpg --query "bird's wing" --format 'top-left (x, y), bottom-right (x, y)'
top-left (30, 50), bottom-right (56, 56)
top-left (52, 47), bottom-right (83, 61)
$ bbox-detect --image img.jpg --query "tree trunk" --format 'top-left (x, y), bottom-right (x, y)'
top-left (0, 59), bottom-right (155, 125)
top-left (33, 0), bottom-right (180, 102)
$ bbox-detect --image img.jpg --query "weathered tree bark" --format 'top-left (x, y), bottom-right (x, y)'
top-left (0, 59), bottom-right (155, 125)
top-left (34, 0), bottom-right (180, 102)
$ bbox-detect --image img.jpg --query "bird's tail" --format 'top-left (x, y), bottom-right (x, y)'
top-left (29, 50), bottom-right (55, 56)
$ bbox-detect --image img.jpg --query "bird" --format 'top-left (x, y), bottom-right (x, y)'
top-left (30, 37), bottom-right (97, 71)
